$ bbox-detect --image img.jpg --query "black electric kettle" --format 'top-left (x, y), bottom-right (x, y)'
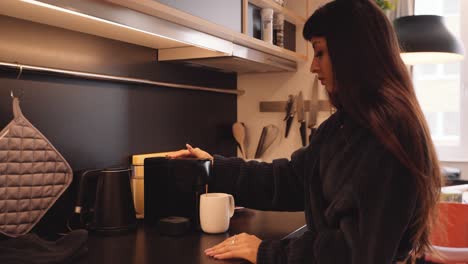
top-left (74, 167), bottom-right (136, 235)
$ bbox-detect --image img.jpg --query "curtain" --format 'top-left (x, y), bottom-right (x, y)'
top-left (385, 0), bottom-right (414, 22)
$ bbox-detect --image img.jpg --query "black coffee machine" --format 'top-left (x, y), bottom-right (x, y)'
top-left (74, 167), bottom-right (136, 235)
top-left (144, 158), bottom-right (212, 230)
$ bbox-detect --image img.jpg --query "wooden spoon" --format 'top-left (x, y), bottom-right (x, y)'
top-left (232, 122), bottom-right (247, 159)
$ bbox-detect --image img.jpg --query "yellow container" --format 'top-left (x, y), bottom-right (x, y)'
top-left (131, 151), bottom-right (175, 218)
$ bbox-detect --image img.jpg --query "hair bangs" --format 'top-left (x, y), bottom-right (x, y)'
top-left (302, 7), bottom-right (329, 41)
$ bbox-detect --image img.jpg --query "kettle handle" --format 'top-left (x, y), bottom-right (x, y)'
top-left (74, 169), bottom-right (102, 214)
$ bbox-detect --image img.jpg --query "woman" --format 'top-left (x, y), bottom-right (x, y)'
top-left (170, 0), bottom-right (442, 263)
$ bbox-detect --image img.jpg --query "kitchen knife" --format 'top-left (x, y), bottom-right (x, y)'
top-left (283, 94), bottom-right (295, 138)
top-left (308, 76), bottom-right (319, 142)
top-left (296, 91), bottom-right (306, 146)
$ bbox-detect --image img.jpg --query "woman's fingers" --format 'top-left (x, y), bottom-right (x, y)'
top-left (205, 233), bottom-right (247, 252)
top-left (206, 243), bottom-right (243, 256)
top-left (186, 144), bottom-right (214, 160)
top-left (205, 241), bottom-right (230, 253)
top-left (204, 234), bottom-right (260, 263)
top-left (166, 143), bottom-right (214, 163)
top-left (187, 144), bottom-right (203, 156)
top-left (214, 248), bottom-right (251, 260)
top-left (207, 242), bottom-right (256, 263)
top-left (205, 236), bottom-right (237, 254)
top-left (187, 144), bottom-right (200, 156)
top-left (166, 149), bottom-right (191, 158)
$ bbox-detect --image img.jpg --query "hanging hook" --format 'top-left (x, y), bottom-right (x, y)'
top-left (11, 64), bottom-right (24, 99)
top-left (9, 89), bottom-right (23, 99)
top-left (16, 64), bottom-right (23, 80)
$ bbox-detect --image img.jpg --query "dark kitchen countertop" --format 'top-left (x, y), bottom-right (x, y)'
top-left (78, 209), bottom-right (306, 264)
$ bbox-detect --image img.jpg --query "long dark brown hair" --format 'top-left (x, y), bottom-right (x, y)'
top-left (303, 0), bottom-right (442, 260)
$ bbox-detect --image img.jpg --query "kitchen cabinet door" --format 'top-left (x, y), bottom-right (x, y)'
top-left (156, 0), bottom-right (242, 32)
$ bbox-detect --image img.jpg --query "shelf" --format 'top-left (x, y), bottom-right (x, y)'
top-left (107, 0), bottom-right (308, 62)
top-left (0, 0), bottom-right (177, 49)
top-left (0, 0), bottom-right (231, 54)
top-left (1, 0), bottom-right (308, 74)
top-left (248, 0), bottom-right (306, 25)
top-left (235, 33), bottom-right (308, 61)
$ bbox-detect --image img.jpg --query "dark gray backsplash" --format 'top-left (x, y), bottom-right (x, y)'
top-left (0, 15), bottom-right (237, 171)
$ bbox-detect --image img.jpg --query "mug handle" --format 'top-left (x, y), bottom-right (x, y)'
top-left (228, 194), bottom-right (235, 218)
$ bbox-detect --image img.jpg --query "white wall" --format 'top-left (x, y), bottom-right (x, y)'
top-left (237, 0), bottom-right (330, 162)
top-left (237, 0), bottom-right (468, 180)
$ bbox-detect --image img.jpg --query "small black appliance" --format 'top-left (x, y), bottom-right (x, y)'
top-left (144, 158), bottom-right (212, 230)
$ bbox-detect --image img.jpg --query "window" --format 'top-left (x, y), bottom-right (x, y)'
top-left (443, 0), bottom-right (460, 15)
top-left (413, 0), bottom-right (468, 161)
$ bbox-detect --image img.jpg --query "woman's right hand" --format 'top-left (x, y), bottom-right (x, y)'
top-left (167, 144), bottom-right (214, 161)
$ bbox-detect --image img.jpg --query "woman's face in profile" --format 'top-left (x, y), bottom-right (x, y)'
top-left (310, 37), bottom-right (334, 93)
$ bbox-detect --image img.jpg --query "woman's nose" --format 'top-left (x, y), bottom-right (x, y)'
top-left (310, 60), bottom-right (319, 73)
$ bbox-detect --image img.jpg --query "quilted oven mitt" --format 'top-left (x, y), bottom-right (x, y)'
top-left (0, 97), bottom-right (72, 238)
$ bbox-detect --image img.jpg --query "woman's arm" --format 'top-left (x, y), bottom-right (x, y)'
top-left (168, 143), bottom-right (310, 211)
top-left (210, 146), bottom-right (308, 211)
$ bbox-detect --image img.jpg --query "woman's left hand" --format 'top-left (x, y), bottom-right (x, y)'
top-left (205, 233), bottom-right (262, 263)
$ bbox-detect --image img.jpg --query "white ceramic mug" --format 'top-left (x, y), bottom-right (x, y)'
top-left (199, 193), bottom-right (235, 234)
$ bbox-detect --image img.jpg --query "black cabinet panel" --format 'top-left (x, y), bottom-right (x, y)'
top-left (248, 3), bottom-right (262, 40)
top-left (284, 21), bottom-right (296, 52)
top-left (156, 0), bottom-right (242, 32)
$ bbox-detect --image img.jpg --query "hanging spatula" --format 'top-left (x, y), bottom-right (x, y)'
top-left (232, 122), bottom-right (247, 159)
top-left (254, 124), bottom-right (280, 159)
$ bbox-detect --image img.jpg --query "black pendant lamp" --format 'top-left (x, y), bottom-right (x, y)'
top-left (394, 15), bottom-right (465, 65)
